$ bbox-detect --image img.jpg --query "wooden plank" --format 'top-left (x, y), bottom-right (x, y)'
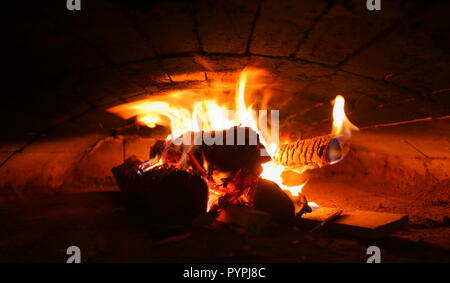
top-left (299, 207), bottom-right (409, 239)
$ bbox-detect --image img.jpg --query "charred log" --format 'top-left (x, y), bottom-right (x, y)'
top-left (112, 156), bottom-right (208, 225)
top-left (111, 156), bottom-right (295, 226)
top-left (150, 126), bottom-right (270, 174)
top-left (253, 179), bottom-right (295, 225)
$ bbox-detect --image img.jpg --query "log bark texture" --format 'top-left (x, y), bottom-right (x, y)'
top-left (274, 135), bottom-right (343, 169)
top-left (112, 156), bottom-right (208, 225)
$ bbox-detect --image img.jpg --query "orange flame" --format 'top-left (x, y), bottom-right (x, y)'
top-left (259, 95), bottom-right (358, 202)
top-left (332, 95), bottom-right (358, 137)
top-left (108, 70), bottom-right (272, 143)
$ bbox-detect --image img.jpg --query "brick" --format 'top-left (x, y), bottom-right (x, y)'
top-left (297, 0), bottom-right (403, 65)
top-left (115, 61), bottom-right (170, 88)
top-left (328, 72), bottom-right (406, 102)
top-left (74, 137), bottom-right (123, 189)
top-left (72, 0), bottom-right (155, 63)
top-left (195, 0), bottom-right (258, 54)
top-left (21, 135), bottom-right (103, 156)
top-left (354, 119), bottom-right (450, 159)
top-left (269, 61), bottom-right (336, 126)
top-left (71, 110), bottom-right (128, 135)
top-left (342, 1), bottom-right (450, 92)
top-left (195, 55), bottom-right (247, 72)
top-left (123, 137), bottom-right (157, 161)
top-left (251, 0), bottom-right (327, 56)
top-left (162, 57), bottom-right (207, 82)
top-left (135, 1), bottom-right (199, 55)
top-left (205, 71), bottom-right (241, 84)
top-left (76, 68), bottom-right (144, 104)
top-left (342, 24), bottom-right (431, 78)
top-left (276, 60), bottom-right (335, 85)
top-left (0, 151), bottom-right (83, 190)
top-left (348, 96), bottom-right (424, 128)
top-left (387, 59), bottom-right (450, 95)
top-left (247, 56), bottom-right (285, 71)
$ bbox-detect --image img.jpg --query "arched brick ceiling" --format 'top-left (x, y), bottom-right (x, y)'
top-left (1, 0), bottom-right (449, 193)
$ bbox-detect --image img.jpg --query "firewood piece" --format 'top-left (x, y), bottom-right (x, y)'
top-left (148, 127), bottom-right (271, 174)
top-left (299, 207), bottom-right (409, 239)
top-left (111, 155), bottom-right (143, 196)
top-left (299, 207), bottom-right (342, 223)
top-left (293, 194), bottom-right (313, 219)
top-left (213, 178), bottom-right (295, 226)
top-left (111, 156), bottom-right (208, 225)
top-left (253, 179), bottom-right (295, 225)
top-left (310, 209), bottom-right (343, 232)
top-left (149, 139), bottom-right (166, 160)
top-left (201, 127), bottom-right (270, 173)
top-left (274, 135), bottom-right (344, 169)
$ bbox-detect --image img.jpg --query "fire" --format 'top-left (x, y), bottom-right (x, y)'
top-left (260, 161), bottom-right (304, 195)
top-left (109, 70), bottom-right (270, 142)
top-left (108, 68), bottom-right (358, 210)
top-left (332, 95), bottom-right (358, 137)
top-left (259, 95), bottom-right (358, 199)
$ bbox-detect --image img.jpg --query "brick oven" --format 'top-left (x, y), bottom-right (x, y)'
top-left (1, 0), bottom-right (449, 263)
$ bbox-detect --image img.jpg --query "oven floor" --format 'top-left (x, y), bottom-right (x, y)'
top-left (0, 183), bottom-right (448, 263)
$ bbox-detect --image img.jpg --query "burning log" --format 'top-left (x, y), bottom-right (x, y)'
top-left (151, 129), bottom-right (347, 171)
top-left (111, 156), bottom-right (208, 225)
top-left (274, 135), bottom-right (346, 169)
top-left (111, 155), bottom-right (295, 227)
top-left (215, 179), bottom-right (295, 233)
top-left (150, 126), bottom-right (270, 174)
top-left (292, 193), bottom-right (313, 219)
top-left (253, 179), bottom-right (295, 225)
